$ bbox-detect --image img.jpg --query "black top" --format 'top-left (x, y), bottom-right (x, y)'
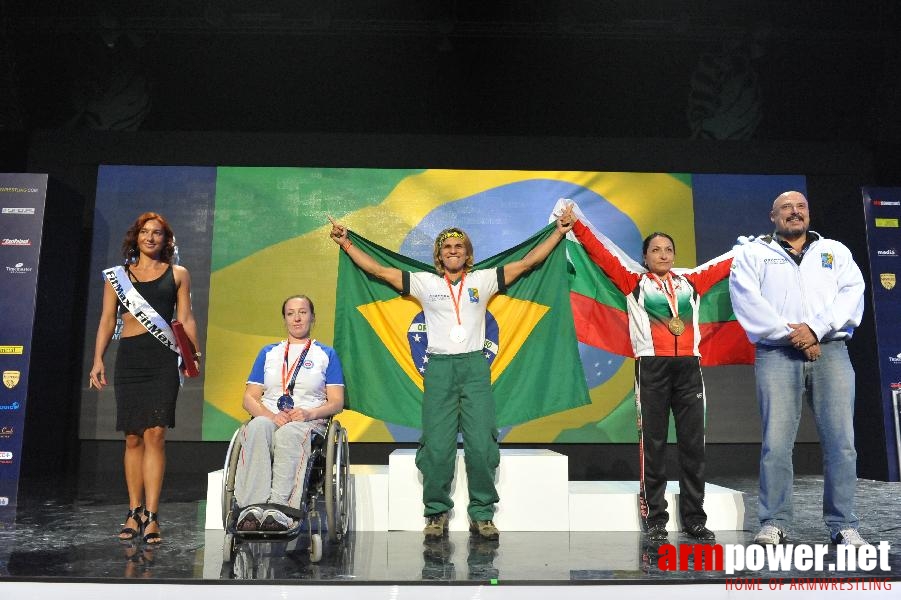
top-left (120, 264), bottom-right (177, 322)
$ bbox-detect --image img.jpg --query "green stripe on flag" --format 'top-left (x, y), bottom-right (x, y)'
top-left (566, 240), bottom-right (627, 311)
top-left (698, 279), bottom-right (737, 322)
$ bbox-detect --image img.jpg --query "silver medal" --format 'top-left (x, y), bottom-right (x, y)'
top-left (449, 324), bottom-right (466, 343)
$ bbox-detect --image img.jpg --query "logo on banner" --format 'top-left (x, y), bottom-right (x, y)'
top-left (0, 346), bottom-right (23, 355)
top-left (0, 402), bottom-right (19, 411)
top-left (873, 200), bottom-right (901, 206)
top-left (1, 238), bottom-right (31, 246)
top-left (890, 353), bottom-right (901, 365)
top-left (0, 451), bottom-right (12, 464)
top-left (875, 218), bottom-right (900, 228)
top-left (2, 371), bottom-right (18, 389)
top-left (4, 262), bottom-right (33, 275)
top-left (1, 207), bottom-right (35, 214)
top-left (882, 274), bottom-right (896, 290)
top-left (0, 425), bottom-right (13, 438)
top-left (0, 497), bottom-right (8, 506)
top-left (877, 249), bottom-right (898, 257)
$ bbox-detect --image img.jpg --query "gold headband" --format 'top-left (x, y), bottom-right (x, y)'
top-left (436, 230), bottom-right (466, 246)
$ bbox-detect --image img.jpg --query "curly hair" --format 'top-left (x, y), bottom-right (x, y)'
top-left (433, 227), bottom-right (474, 275)
top-left (121, 212), bottom-right (176, 264)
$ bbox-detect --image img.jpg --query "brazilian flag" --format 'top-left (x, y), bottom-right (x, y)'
top-left (334, 224), bottom-right (590, 429)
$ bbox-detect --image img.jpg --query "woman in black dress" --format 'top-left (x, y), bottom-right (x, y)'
top-left (89, 212), bottom-right (199, 544)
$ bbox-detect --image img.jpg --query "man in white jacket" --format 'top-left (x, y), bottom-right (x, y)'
top-left (729, 190), bottom-right (867, 547)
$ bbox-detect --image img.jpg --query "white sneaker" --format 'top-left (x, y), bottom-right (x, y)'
top-left (831, 528), bottom-right (869, 547)
top-left (236, 506), bottom-right (264, 531)
top-left (261, 508), bottom-right (293, 531)
top-left (753, 524), bottom-right (786, 545)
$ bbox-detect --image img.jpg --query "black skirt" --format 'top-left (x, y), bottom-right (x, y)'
top-left (115, 333), bottom-right (180, 432)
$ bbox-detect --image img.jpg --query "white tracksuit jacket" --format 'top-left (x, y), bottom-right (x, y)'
top-left (728, 232), bottom-right (865, 345)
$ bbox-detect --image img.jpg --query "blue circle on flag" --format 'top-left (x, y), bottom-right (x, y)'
top-left (407, 311), bottom-right (499, 373)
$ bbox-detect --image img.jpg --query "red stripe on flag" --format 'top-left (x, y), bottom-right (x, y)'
top-left (699, 321), bottom-right (755, 366)
top-left (570, 291), bottom-right (634, 357)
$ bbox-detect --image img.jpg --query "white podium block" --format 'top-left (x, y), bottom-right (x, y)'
top-left (347, 464), bottom-right (389, 531)
top-left (568, 480), bottom-right (744, 531)
top-left (703, 482), bottom-right (746, 531)
top-left (206, 469), bottom-right (224, 530)
top-left (387, 448), bottom-right (569, 531)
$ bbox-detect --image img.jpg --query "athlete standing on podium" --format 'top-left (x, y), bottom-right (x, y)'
top-left (571, 222), bottom-right (733, 544)
top-left (329, 204), bottom-right (574, 540)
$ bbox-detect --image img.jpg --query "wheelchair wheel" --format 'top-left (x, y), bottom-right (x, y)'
top-left (221, 426), bottom-right (244, 529)
top-left (309, 533), bottom-right (323, 563)
top-left (222, 532), bottom-right (235, 564)
top-left (324, 419), bottom-right (349, 542)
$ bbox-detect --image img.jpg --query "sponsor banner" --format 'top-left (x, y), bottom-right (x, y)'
top-left (0, 173), bottom-right (47, 519)
top-left (862, 187), bottom-right (901, 480)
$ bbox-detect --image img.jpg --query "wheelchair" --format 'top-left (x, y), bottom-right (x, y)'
top-left (220, 416), bottom-right (350, 563)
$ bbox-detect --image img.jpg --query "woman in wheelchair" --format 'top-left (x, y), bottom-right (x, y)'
top-left (233, 295), bottom-right (345, 532)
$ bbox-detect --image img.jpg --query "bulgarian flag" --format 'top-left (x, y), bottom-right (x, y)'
top-left (334, 224), bottom-right (591, 429)
top-left (554, 199), bottom-right (754, 366)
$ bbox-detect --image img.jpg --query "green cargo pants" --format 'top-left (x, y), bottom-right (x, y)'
top-left (415, 350), bottom-right (500, 521)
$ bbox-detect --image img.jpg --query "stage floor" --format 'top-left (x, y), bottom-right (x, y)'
top-left (1, 474), bottom-right (898, 588)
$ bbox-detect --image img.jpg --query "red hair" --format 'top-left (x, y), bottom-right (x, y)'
top-left (121, 212), bottom-right (176, 263)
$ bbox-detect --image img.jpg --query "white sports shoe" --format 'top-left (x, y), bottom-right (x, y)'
top-left (831, 528), bottom-right (869, 547)
top-left (236, 506), bottom-right (264, 531)
top-left (261, 508), bottom-right (294, 531)
top-left (753, 524), bottom-right (786, 545)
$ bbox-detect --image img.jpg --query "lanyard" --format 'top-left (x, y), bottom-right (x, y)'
top-left (443, 271), bottom-right (467, 325)
top-left (282, 338), bottom-right (313, 396)
top-left (648, 272), bottom-right (680, 317)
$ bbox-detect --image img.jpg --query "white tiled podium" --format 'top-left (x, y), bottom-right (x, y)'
top-left (205, 448), bottom-right (744, 532)
top-left (568, 480), bottom-right (745, 531)
top-left (387, 448), bottom-right (570, 531)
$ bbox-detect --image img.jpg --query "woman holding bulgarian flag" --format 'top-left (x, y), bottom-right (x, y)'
top-left (569, 202), bottom-right (732, 546)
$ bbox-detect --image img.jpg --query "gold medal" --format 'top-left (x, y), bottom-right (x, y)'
top-left (668, 316), bottom-right (685, 336)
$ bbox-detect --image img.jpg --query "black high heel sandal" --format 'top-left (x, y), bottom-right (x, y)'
top-left (118, 505), bottom-right (144, 541)
top-left (142, 509), bottom-right (162, 545)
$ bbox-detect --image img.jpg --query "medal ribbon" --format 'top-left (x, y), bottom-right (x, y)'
top-left (443, 271), bottom-right (467, 326)
top-left (648, 272), bottom-right (680, 318)
top-left (282, 338), bottom-right (313, 397)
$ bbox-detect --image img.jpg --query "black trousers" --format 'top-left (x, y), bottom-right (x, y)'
top-left (635, 355), bottom-right (707, 528)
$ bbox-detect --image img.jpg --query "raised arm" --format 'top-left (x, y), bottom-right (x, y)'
top-left (681, 249), bottom-right (734, 295)
top-left (503, 203), bottom-right (575, 286)
top-left (329, 216), bottom-right (403, 292)
top-left (570, 219), bottom-right (642, 295)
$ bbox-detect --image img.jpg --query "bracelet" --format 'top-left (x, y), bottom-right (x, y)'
top-left (341, 240), bottom-right (353, 252)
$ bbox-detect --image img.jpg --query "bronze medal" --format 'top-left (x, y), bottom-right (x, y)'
top-left (668, 316), bottom-right (685, 336)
